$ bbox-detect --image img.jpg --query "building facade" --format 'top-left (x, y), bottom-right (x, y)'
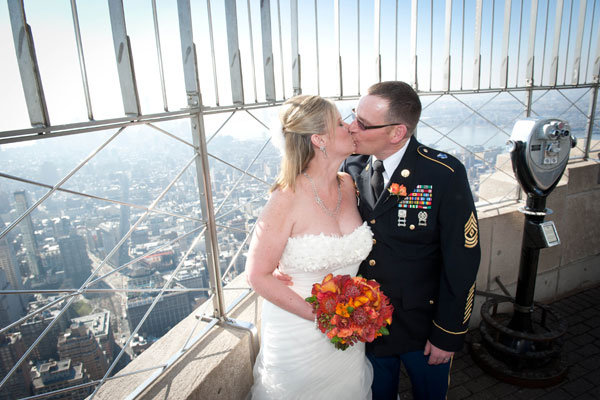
top-left (57, 323), bottom-right (109, 381)
top-left (0, 333), bottom-right (32, 399)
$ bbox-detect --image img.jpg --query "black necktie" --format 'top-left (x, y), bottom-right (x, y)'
top-left (371, 160), bottom-right (385, 200)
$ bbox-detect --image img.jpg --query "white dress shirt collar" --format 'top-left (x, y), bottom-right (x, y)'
top-left (373, 137), bottom-right (411, 187)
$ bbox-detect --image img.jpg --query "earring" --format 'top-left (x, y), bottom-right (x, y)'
top-left (319, 145), bottom-right (327, 158)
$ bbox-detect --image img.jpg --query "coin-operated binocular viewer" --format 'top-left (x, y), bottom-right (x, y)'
top-left (472, 118), bottom-right (576, 387)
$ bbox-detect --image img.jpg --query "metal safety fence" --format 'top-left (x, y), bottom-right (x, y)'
top-left (0, 0), bottom-right (599, 398)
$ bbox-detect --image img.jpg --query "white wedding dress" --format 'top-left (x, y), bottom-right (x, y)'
top-left (250, 222), bottom-right (374, 400)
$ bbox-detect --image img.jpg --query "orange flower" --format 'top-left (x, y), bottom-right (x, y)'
top-left (388, 183), bottom-right (407, 197)
top-left (335, 302), bottom-right (351, 318)
top-left (319, 274), bottom-right (338, 294)
top-left (337, 327), bottom-right (354, 338)
top-left (327, 327), bottom-right (339, 339)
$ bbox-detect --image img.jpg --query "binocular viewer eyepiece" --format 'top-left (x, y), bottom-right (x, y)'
top-left (542, 120), bottom-right (570, 140)
top-left (507, 118), bottom-right (576, 197)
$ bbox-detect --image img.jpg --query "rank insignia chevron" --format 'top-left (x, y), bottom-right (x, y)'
top-left (464, 212), bottom-right (478, 248)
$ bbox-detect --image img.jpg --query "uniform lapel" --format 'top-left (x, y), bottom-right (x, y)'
top-left (372, 138), bottom-right (421, 218)
top-left (356, 156), bottom-right (377, 210)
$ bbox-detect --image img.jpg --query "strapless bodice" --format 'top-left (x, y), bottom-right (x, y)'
top-left (279, 222), bottom-right (373, 298)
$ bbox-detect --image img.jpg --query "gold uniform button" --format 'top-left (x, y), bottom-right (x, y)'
top-left (410, 224), bottom-right (415, 230)
top-left (372, 239), bottom-right (377, 245)
top-left (429, 300), bottom-right (434, 305)
top-left (369, 259), bottom-right (376, 266)
top-left (370, 219), bottom-right (376, 224)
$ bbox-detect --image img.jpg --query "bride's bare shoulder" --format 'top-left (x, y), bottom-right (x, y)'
top-left (263, 186), bottom-right (298, 216)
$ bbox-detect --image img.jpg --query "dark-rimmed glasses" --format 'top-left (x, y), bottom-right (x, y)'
top-left (351, 108), bottom-right (403, 131)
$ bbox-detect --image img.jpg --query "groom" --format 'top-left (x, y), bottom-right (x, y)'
top-left (342, 81), bottom-right (481, 400)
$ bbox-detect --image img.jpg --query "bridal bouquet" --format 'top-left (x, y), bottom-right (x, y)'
top-left (306, 273), bottom-right (394, 350)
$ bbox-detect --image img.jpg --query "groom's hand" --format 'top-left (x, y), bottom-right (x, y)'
top-left (273, 267), bottom-right (293, 286)
top-left (424, 340), bottom-right (454, 365)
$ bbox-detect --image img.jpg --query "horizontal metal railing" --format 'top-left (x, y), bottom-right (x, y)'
top-left (1, 0), bottom-right (599, 398)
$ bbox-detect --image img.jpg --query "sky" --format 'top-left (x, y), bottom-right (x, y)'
top-left (0, 0), bottom-right (598, 136)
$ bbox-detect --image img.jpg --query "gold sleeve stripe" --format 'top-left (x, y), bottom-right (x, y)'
top-left (463, 283), bottom-right (476, 324)
top-left (466, 283), bottom-right (475, 300)
top-left (466, 288), bottom-right (475, 303)
top-left (464, 303), bottom-right (474, 323)
top-left (466, 292), bottom-right (474, 304)
top-left (433, 320), bottom-right (469, 335)
top-left (417, 148), bottom-right (455, 172)
top-left (464, 305), bottom-right (473, 324)
top-left (464, 212), bottom-right (478, 248)
top-left (463, 307), bottom-right (473, 324)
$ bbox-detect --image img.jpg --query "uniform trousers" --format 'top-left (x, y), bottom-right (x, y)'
top-left (367, 350), bottom-right (451, 400)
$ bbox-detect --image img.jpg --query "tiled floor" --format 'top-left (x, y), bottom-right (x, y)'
top-left (398, 285), bottom-right (600, 399)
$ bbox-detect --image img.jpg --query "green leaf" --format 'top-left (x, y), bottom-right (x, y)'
top-left (305, 295), bottom-right (317, 303)
top-left (346, 306), bottom-right (355, 313)
top-left (377, 326), bottom-right (390, 336)
top-left (334, 342), bottom-right (349, 351)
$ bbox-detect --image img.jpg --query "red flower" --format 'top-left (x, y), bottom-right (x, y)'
top-left (306, 274), bottom-right (394, 351)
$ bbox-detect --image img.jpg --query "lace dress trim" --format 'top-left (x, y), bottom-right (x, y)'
top-left (279, 222), bottom-right (373, 273)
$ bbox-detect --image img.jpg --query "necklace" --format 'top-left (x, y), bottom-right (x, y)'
top-left (302, 172), bottom-right (342, 218)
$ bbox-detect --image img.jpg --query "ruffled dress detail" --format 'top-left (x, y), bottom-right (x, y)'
top-left (250, 222), bottom-right (374, 400)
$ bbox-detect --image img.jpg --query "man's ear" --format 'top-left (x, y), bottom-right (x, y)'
top-left (389, 124), bottom-right (408, 145)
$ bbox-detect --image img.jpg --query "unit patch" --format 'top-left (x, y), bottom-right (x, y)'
top-left (464, 212), bottom-right (479, 248)
top-left (398, 185), bottom-right (433, 209)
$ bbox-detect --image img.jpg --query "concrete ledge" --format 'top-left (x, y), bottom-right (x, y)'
top-left (93, 274), bottom-right (258, 400)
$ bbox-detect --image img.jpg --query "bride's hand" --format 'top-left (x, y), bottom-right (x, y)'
top-left (273, 267), bottom-right (293, 286)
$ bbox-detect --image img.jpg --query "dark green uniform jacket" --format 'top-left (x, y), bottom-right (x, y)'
top-left (342, 138), bottom-right (481, 356)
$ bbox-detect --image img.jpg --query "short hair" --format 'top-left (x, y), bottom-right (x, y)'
top-left (271, 95), bottom-right (338, 192)
top-left (368, 81), bottom-right (421, 135)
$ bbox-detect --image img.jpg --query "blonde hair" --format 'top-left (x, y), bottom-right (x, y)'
top-left (271, 95), bottom-right (338, 192)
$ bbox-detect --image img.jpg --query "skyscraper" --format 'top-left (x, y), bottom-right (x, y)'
top-left (13, 191), bottom-right (41, 276)
top-left (118, 174), bottom-right (131, 268)
top-left (0, 216), bottom-right (25, 311)
top-left (58, 234), bottom-right (91, 287)
top-left (0, 269), bottom-right (24, 327)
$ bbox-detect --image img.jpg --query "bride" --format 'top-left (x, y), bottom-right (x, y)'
top-left (246, 95), bottom-right (373, 399)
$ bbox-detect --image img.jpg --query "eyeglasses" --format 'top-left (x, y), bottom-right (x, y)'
top-left (351, 108), bottom-right (403, 131)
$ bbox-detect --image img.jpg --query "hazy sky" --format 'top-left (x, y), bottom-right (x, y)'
top-left (0, 0), bottom-right (598, 135)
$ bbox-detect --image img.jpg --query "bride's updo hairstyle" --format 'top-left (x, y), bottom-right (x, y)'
top-left (271, 95), bottom-right (337, 192)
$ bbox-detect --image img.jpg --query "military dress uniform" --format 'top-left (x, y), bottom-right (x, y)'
top-left (342, 137), bottom-right (480, 381)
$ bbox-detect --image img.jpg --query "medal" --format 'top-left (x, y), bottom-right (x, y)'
top-left (397, 209), bottom-right (407, 227)
top-left (418, 211), bottom-right (428, 226)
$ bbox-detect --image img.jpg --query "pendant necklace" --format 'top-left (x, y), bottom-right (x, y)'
top-left (302, 172), bottom-right (342, 218)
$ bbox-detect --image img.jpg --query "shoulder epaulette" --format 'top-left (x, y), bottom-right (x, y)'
top-left (417, 146), bottom-right (455, 173)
